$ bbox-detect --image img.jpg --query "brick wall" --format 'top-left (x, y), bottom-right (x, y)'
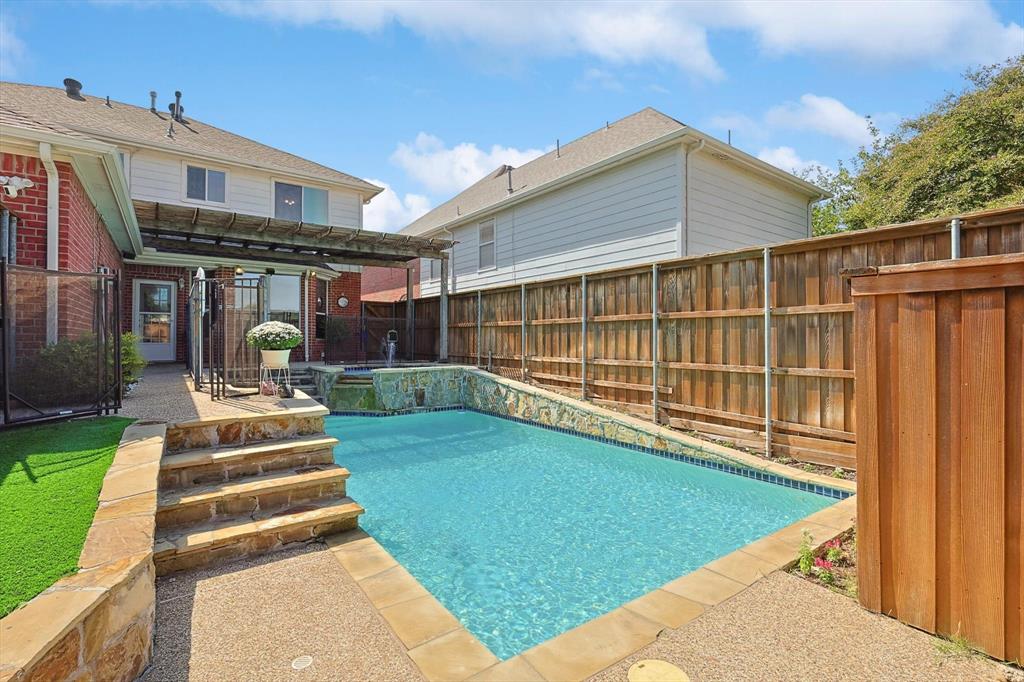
top-left (306, 272), bottom-right (361, 362)
top-left (2, 153), bottom-right (50, 268)
top-left (361, 261), bottom-right (419, 303)
top-left (122, 264), bottom-right (189, 362)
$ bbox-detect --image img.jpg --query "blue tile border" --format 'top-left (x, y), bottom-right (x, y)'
top-left (328, 405), bottom-right (852, 501)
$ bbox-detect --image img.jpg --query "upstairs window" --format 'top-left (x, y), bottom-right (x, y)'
top-left (274, 181), bottom-right (329, 224)
top-left (185, 165), bottom-right (226, 203)
top-left (478, 219), bottom-right (495, 271)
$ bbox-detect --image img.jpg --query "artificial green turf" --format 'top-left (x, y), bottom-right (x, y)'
top-left (0, 416), bottom-right (133, 617)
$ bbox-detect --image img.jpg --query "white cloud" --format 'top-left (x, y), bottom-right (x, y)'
top-left (210, 0), bottom-right (723, 80)
top-left (362, 179), bottom-right (431, 232)
top-left (0, 21), bottom-right (27, 79)
top-left (208, 1), bottom-right (1022, 77)
top-left (757, 146), bottom-right (823, 175)
top-left (765, 94), bottom-right (872, 146)
top-left (390, 132), bottom-right (549, 195)
top-left (716, 0), bottom-right (1023, 67)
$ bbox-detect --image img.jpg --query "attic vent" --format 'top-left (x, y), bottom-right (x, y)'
top-left (63, 78), bottom-right (83, 99)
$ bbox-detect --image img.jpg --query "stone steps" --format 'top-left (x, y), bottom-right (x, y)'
top-left (159, 434), bottom-right (339, 489)
top-left (153, 496), bottom-right (364, 575)
top-left (156, 463), bottom-right (350, 530)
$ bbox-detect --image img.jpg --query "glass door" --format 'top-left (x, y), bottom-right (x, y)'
top-left (134, 280), bottom-right (176, 362)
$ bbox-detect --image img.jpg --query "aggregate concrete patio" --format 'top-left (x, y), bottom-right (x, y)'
top-left (120, 364), bottom-right (290, 423)
top-left (140, 540), bottom-right (1015, 682)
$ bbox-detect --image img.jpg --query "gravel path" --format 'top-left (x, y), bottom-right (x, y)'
top-left (142, 543), bottom-right (423, 682)
top-left (590, 571), bottom-right (1013, 682)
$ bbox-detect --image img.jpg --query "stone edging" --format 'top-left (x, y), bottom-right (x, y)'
top-left (325, 498), bottom-right (856, 681)
top-left (0, 421), bottom-right (165, 682)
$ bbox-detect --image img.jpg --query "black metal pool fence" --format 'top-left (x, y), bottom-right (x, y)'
top-left (1, 261), bottom-right (122, 427)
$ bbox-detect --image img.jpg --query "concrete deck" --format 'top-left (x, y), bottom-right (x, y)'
top-left (120, 364), bottom-right (289, 423)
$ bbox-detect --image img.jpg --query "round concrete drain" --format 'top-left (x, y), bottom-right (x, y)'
top-left (291, 655), bottom-right (313, 671)
top-left (628, 659), bottom-right (689, 682)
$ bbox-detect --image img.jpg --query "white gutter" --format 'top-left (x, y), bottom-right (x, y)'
top-left (39, 142), bottom-right (59, 344)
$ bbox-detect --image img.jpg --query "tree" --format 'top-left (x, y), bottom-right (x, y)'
top-left (806, 57), bottom-right (1024, 235)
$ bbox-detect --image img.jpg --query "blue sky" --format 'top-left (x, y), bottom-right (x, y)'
top-left (2, 1), bottom-right (1022, 231)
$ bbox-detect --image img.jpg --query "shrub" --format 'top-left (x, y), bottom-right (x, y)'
top-left (798, 530), bottom-right (814, 575)
top-left (245, 321), bottom-right (303, 350)
top-left (121, 332), bottom-right (146, 390)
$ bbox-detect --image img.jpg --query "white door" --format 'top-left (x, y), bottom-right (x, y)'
top-left (134, 279), bottom-right (176, 362)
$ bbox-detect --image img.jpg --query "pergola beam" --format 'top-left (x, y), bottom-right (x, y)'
top-left (140, 236), bottom-right (413, 269)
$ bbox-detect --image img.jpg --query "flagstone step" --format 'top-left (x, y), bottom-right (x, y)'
top-left (154, 497), bottom-right (364, 575)
top-left (156, 464), bottom-right (350, 530)
top-left (164, 402), bottom-right (328, 452)
top-left (159, 435), bottom-right (338, 489)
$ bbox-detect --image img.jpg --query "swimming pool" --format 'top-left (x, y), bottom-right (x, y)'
top-left (327, 410), bottom-right (832, 659)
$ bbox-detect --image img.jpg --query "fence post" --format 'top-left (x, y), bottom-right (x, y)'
top-left (439, 256), bottom-right (449, 362)
top-left (520, 283), bottom-right (526, 380)
top-left (113, 272), bottom-right (122, 412)
top-left (476, 289), bottom-right (482, 367)
top-left (406, 267), bottom-right (415, 361)
top-left (581, 274), bottom-right (588, 401)
top-left (651, 263), bottom-right (659, 423)
top-left (763, 246), bottom-right (773, 457)
top-left (950, 217), bottom-right (961, 259)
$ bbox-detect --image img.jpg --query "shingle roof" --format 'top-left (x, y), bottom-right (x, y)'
top-left (400, 107), bottom-right (823, 237)
top-left (0, 81), bottom-right (382, 196)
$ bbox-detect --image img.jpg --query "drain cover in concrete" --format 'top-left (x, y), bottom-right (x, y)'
top-left (628, 659), bottom-right (689, 682)
top-left (291, 655), bottom-right (313, 670)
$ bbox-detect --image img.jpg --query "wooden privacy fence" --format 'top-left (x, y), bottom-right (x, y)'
top-left (850, 253), bottom-right (1023, 662)
top-left (418, 205), bottom-right (1024, 468)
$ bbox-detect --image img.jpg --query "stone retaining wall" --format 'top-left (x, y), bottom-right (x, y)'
top-left (0, 421), bottom-right (166, 682)
top-left (164, 404), bottom-right (326, 453)
top-left (373, 366), bottom-right (464, 411)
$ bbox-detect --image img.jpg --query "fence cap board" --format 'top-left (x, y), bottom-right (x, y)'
top-left (847, 253), bottom-right (1024, 296)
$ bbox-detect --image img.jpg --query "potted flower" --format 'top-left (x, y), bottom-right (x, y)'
top-left (246, 321), bottom-right (303, 369)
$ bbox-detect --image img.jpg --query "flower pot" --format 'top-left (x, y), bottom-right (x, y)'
top-left (261, 349), bottom-right (291, 369)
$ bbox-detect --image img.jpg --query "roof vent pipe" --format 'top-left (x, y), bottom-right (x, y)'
top-left (174, 91), bottom-right (182, 121)
top-left (149, 91), bottom-right (157, 113)
top-left (63, 78), bottom-right (83, 99)
top-left (556, 139), bottom-right (560, 158)
top-left (507, 168), bottom-right (513, 195)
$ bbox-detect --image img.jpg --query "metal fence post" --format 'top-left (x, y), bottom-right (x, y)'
top-left (1, 259), bottom-right (10, 425)
top-left (581, 274), bottom-right (588, 401)
top-left (763, 246), bottom-right (773, 457)
top-left (520, 283), bottom-right (526, 380)
top-left (652, 263), bottom-right (659, 423)
top-left (951, 217), bottom-right (961, 259)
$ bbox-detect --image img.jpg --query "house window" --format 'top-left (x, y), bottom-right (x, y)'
top-left (429, 258), bottom-right (439, 281)
top-left (274, 181), bottom-right (328, 224)
top-left (478, 219), bottom-right (495, 271)
top-left (315, 278), bottom-right (328, 340)
top-left (267, 274), bottom-right (301, 327)
top-left (185, 165), bottom-right (226, 203)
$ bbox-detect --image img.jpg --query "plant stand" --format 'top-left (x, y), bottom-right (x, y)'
top-left (259, 364), bottom-right (291, 397)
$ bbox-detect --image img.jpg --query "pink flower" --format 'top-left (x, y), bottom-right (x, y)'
top-left (814, 557), bottom-right (833, 569)
top-left (825, 539), bottom-right (841, 549)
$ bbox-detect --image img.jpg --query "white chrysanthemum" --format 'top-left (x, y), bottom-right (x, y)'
top-left (245, 321), bottom-right (303, 350)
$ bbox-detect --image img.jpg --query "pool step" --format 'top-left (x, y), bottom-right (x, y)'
top-left (158, 434), bottom-right (338, 489)
top-left (156, 464), bottom-right (349, 531)
top-left (153, 496), bottom-right (364, 575)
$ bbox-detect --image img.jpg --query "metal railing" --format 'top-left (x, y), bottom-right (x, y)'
top-left (187, 275), bottom-right (264, 399)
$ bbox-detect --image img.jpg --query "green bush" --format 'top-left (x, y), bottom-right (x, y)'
top-left (12, 332), bottom-right (147, 408)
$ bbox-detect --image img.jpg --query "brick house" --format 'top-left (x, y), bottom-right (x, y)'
top-left (1, 79), bottom-right (444, 367)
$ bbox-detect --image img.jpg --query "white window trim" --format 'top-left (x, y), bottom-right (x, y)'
top-left (270, 177), bottom-right (332, 224)
top-left (477, 218), bottom-right (496, 272)
top-left (180, 161), bottom-right (229, 207)
top-left (427, 257), bottom-right (440, 282)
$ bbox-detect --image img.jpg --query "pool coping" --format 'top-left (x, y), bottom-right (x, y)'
top-left (325, 496), bottom-right (856, 682)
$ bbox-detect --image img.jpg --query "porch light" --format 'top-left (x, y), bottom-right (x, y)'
top-left (234, 265), bottom-right (244, 275)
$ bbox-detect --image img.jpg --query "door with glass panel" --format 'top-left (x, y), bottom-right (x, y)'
top-left (133, 280), bottom-right (176, 362)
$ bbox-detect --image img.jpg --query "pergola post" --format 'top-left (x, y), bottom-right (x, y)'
top-left (439, 255), bottom-right (449, 362)
top-left (406, 266), bottom-right (415, 361)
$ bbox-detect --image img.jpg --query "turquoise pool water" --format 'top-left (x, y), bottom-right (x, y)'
top-left (326, 410), bottom-right (831, 659)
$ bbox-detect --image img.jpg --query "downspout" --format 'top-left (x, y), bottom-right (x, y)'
top-left (682, 138), bottom-right (705, 257)
top-left (440, 225), bottom-right (455, 293)
top-left (39, 142), bottom-right (60, 344)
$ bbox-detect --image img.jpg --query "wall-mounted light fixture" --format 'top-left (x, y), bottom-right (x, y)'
top-left (234, 265), bottom-right (244, 276)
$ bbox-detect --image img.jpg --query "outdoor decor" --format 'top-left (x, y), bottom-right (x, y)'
top-left (246, 320), bottom-right (303, 369)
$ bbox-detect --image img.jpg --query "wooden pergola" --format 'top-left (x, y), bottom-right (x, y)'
top-left (131, 200), bottom-right (453, 359)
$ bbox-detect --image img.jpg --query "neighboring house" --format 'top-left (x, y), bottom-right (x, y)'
top-left (0, 78), bottom-right (386, 363)
top-left (361, 259), bottom-right (420, 303)
top-left (400, 107), bottom-right (828, 296)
